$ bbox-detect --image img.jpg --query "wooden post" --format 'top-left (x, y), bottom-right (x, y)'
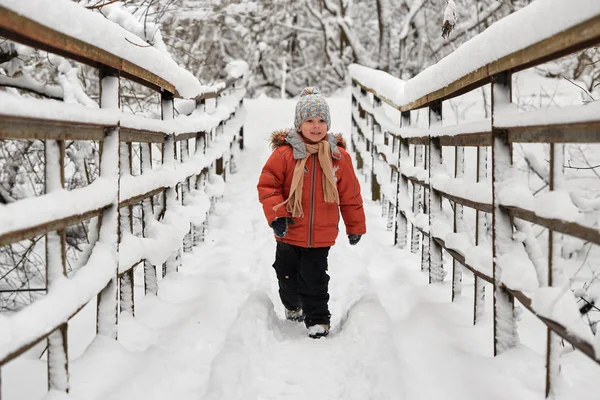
top-left (491, 71), bottom-right (518, 356)
top-left (474, 146), bottom-right (488, 324)
top-left (452, 145), bottom-right (465, 301)
top-left (140, 142), bottom-right (158, 296)
top-left (119, 140), bottom-right (134, 315)
top-left (411, 144), bottom-right (423, 256)
top-left (96, 67), bottom-right (120, 340)
top-left (428, 100), bottom-right (444, 284)
top-left (181, 135), bottom-right (193, 253)
top-left (161, 92), bottom-right (180, 275)
top-left (395, 112), bottom-right (410, 248)
top-left (546, 142), bottom-right (564, 397)
top-left (45, 139), bottom-right (69, 393)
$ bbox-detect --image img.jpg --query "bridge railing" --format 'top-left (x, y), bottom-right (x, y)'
top-left (350, 3), bottom-right (600, 397)
top-left (0, 1), bottom-right (247, 396)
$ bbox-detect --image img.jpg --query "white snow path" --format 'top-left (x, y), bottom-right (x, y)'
top-left (19, 94), bottom-right (595, 400)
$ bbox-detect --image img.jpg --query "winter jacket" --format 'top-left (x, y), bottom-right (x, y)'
top-left (257, 129), bottom-right (366, 248)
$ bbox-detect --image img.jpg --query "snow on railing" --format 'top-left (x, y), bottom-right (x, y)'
top-left (0, 3), bottom-right (249, 397)
top-left (349, 0), bottom-right (600, 397)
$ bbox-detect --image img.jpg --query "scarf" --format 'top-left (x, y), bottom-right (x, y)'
top-left (273, 140), bottom-right (339, 218)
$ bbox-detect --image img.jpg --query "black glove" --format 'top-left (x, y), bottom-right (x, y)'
top-left (348, 234), bottom-right (362, 245)
top-left (271, 217), bottom-right (295, 238)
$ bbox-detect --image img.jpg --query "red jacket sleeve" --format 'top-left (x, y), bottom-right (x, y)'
top-left (337, 149), bottom-right (366, 235)
top-left (257, 147), bottom-right (292, 225)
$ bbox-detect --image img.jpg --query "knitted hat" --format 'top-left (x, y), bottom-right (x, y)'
top-left (294, 87), bottom-right (331, 130)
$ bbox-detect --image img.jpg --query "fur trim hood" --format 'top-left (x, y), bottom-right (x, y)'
top-left (270, 129), bottom-right (347, 160)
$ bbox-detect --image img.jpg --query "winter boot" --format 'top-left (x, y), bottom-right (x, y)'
top-left (285, 307), bottom-right (304, 322)
top-left (307, 324), bottom-right (329, 339)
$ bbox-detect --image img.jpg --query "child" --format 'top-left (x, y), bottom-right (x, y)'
top-left (257, 86), bottom-right (367, 338)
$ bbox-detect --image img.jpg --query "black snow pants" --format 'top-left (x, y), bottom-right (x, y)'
top-left (272, 241), bottom-right (331, 327)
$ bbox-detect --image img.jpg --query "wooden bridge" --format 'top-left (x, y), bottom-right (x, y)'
top-left (1, 0), bottom-right (599, 399)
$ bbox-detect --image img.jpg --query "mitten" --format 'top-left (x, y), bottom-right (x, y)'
top-left (348, 234), bottom-right (362, 245)
top-left (271, 217), bottom-right (295, 238)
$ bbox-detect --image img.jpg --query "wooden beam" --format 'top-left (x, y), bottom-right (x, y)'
top-left (503, 205), bottom-right (600, 245)
top-left (438, 132), bottom-right (492, 147)
top-left (432, 236), bottom-right (494, 283)
top-left (0, 6), bottom-right (176, 95)
top-left (435, 189), bottom-right (493, 213)
top-left (0, 207), bottom-right (106, 246)
top-left (508, 289), bottom-right (600, 366)
top-left (0, 115), bottom-right (107, 141)
top-left (120, 128), bottom-right (165, 143)
top-left (507, 121), bottom-right (600, 143)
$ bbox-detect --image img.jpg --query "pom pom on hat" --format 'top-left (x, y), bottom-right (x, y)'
top-left (294, 86), bottom-right (331, 130)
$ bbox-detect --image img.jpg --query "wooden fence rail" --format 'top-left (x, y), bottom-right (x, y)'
top-left (350, 6), bottom-right (600, 398)
top-left (0, 3), bottom-right (246, 398)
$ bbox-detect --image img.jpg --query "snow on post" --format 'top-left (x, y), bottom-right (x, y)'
top-left (181, 135), bottom-right (193, 253)
top-left (119, 142), bottom-right (134, 316)
top-left (474, 146), bottom-right (488, 324)
top-left (452, 145), bottom-right (465, 301)
top-left (491, 71), bottom-right (519, 355)
top-left (44, 139), bottom-right (69, 393)
top-left (395, 112), bottom-right (410, 248)
top-left (161, 93), bottom-right (182, 275)
top-left (411, 144), bottom-right (423, 256)
top-left (428, 101), bottom-right (445, 284)
top-left (96, 69), bottom-right (120, 340)
top-left (140, 142), bottom-right (158, 296)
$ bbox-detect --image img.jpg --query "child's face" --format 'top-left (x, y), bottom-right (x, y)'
top-left (299, 118), bottom-right (328, 142)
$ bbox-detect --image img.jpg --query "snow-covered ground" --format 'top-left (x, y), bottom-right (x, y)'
top-left (4, 93), bottom-right (600, 400)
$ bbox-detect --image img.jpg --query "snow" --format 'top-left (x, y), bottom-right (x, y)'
top-left (3, 95), bottom-right (600, 400)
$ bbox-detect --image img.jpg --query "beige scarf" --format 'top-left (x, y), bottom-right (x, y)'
top-left (273, 140), bottom-right (339, 218)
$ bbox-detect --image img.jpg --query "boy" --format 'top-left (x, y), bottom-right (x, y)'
top-left (257, 86), bottom-right (366, 338)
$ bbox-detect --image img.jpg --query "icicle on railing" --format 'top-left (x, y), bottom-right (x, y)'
top-left (45, 138), bottom-right (69, 394)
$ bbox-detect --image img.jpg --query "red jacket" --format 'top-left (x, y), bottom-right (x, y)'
top-left (257, 130), bottom-right (366, 248)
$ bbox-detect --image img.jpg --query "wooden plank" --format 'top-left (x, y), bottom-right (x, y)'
top-left (432, 236), bottom-right (494, 283)
top-left (0, 303), bottom-right (85, 366)
top-left (503, 205), bottom-right (600, 245)
top-left (174, 132), bottom-right (198, 142)
top-left (0, 6), bottom-right (176, 95)
top-left (435, 189), bottom-right (493, 213)
top-left (119, 187), bottom-right (165, 209)
top-left (0, 207), bottom-right (106, 246)
top-left (507, 121), bottom-right (600, 143)
top-left (438, 132), bottom-right (492, 147)
top-left (120, 128), bottom-right (165, 143)
top-left (0, 115), bottom-right (107, 141)
top-left (404, 174), bottom-right (430, 189)
top-left (405, 136), bottom-right (430, 145)
top-left (508, 289), bottom-right (600, 366)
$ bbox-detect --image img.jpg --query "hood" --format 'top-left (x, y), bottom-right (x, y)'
top-left (270, 129), bottom-right (347, 160)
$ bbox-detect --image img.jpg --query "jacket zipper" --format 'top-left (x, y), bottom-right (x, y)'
top-left (308, 155), bottom-right (317, 248)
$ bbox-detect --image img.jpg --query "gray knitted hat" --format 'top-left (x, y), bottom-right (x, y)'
top-left (294, 87), bottom-right (331, 130)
